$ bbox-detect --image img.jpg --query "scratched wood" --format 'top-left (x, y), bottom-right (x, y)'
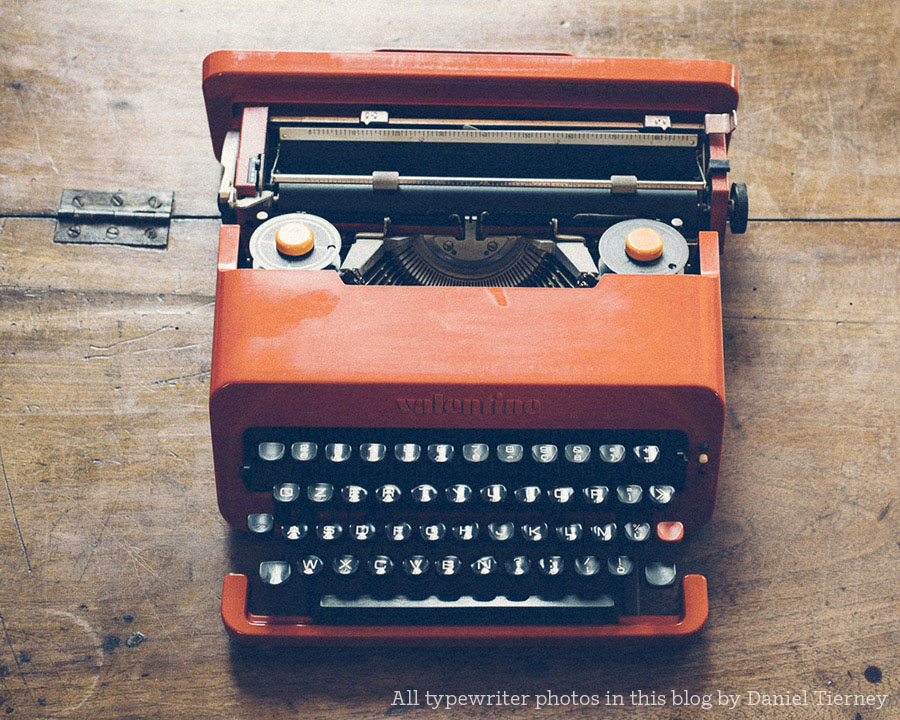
top-left (1, 0), bottom-right (900, 220)
top-left (1, 0), bottom-right (900, 716)
top-left (0, 216), bottom-right (897, 719)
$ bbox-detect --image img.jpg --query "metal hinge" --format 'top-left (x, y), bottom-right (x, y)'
top-left (55, 190), bottom-right (174, 247)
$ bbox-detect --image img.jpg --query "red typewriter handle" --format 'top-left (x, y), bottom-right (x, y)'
top-left (221, 573), bottom-right (708, 646)
top-left (373, 48), bottom-right (573, 56)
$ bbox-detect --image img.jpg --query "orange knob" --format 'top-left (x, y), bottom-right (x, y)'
top-left (624, 227), bottom-right (664, 262)
top-left (275, 222), bottom-right (315, 257)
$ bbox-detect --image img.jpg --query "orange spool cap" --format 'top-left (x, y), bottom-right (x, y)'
top-left (275, 222), bottom-right (315, 257)
top-left (624, 227), bottom-right (664, 262)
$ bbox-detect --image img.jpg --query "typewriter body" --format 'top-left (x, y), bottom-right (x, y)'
top-left (203, 49), bottom-right (745, 645)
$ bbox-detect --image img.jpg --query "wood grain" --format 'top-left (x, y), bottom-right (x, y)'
top-left (1, 1), bottom-right (899, 219)
top-left (1, 2), bottom-right (899, 716)
top-left (0, 217), bottom-right (897, 719)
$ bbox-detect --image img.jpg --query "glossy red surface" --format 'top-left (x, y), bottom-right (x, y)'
top-left (210, 230), bottom-right (724, 533)
top-left (202, 50), bottom-right (739, 158)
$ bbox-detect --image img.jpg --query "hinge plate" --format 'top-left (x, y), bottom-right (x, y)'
top-left (55, 190), bottom-right (174, 247)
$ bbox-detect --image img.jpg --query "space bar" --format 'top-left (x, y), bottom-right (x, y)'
top-left (318, 594), bottom-right (617, 625)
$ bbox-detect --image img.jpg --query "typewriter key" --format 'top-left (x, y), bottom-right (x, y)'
top-left (649, 484), bottom-right (675, 505)
top-left (386, 522), bottom-right (412, 542)
top-left (557, 523), bottom-right (583, 542)
top-left (435, 556), bottom-right (461, 576)
top-left (574, 556), bottom-right (602, 577)
top-left (487, 522), bottom-right (515, 542)
top-left (564, 444), bottom-right (591, 463)
top-left (616, 485), bottom-right (643, 505)
top-left (360, 443), bottom-right (386, 462)
top-left (258, 442), bottom-right (285, 461)
top-left (471, 556), bottom-right (498, 575)
top-left (598, 444), bottom-right (626, 463)
top-left (281, 523), bottom-right (308, 542)
top-left (394, 443), bottom-right (421, 462)
top-left (655, 521), bottom-right (684, 543)
top-left (607, 556), bottom-right (634, 577)
top-left (497, 444), bottom-right (524, 463)
top-left (367, 555), bottom-right (394, 576)
top-left (411, 484), bottom-right (439, 503)
top-left (341, 485), bottom-right (367, 503)
top-left (505, 556), bottom-right (531, 576)
top-left (590, 523), bottom-right (617, 543)
top-left (420, 523), bottom-right (447, 542)
top-left (531, 444), bottom-right (558, 463)
top-left (375, 484), bottom-right (402, 503)
top-left (462, 443), bottom-right (489, 462)
top-left (520, 523), bottom-right (548, 542)
top-left (316, 523), bottom-right (343, 541)
top-left (307, 483), bottom-right (334, 503)
top-left (514, 486), bottom-right (541, 504)
top-left (325, 443), bottom-right (351, 462)
top-left (582, 485), bottom-right (609, 505)
top-left (624, 522), bottom-right (651, 542)
top-left (538, 556), bottom-right (564, 576)
top-left (403, 556), bottom-right (430, 576)
top-left (633, 444), bottom-right (661, 463)
top-left (298, 555), bottom-right (324, 575)
top-left (259, 561), bottom-right (291, 586)
top-left (427, 444), bottom-right (454, 462)
top-left (451, 523), bottom-right (479, 541)
top-left (333, 555), bottom-right (359, 576)
top-left (480, 484), bottom-right (507, 503)
top-left (644, 561), bottom-right (677, 587)
top-left (247, 513), bottom-right (274, 536)
top-left (446, 484), bottom-right (472, 503)
top-left (548, 486), bottom-right (575, 504)
top-left (290, 442), bottom-right (317, 461)
top-left (349, 523), bottom-right (376, 541)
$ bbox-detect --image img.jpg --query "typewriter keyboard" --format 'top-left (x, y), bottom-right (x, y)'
top-left (238, 428), bottom-right (691, 625)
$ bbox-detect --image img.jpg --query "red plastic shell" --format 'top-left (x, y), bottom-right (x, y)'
top-left (210, 228), bottom-right (725, 534)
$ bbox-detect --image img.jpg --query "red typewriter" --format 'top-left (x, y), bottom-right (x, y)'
top-left (202, 49), bottom-right (746, 645)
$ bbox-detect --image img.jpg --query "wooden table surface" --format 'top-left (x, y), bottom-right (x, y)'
top-left (1, 2), bottom-right (898, 718)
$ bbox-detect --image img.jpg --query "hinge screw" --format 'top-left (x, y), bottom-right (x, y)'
top-left (72, 196), bottom-right (84, 208)
top-left (106, 226), bottom-right (120, 238)
top-left (111, 194), bottom-right (124, 207)
top-left (67, 225), bottom-right (81, 238)
top-left (144, 228), bottom-right (158, 240)
top-left (147, 196), bottom-right (162, 209)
